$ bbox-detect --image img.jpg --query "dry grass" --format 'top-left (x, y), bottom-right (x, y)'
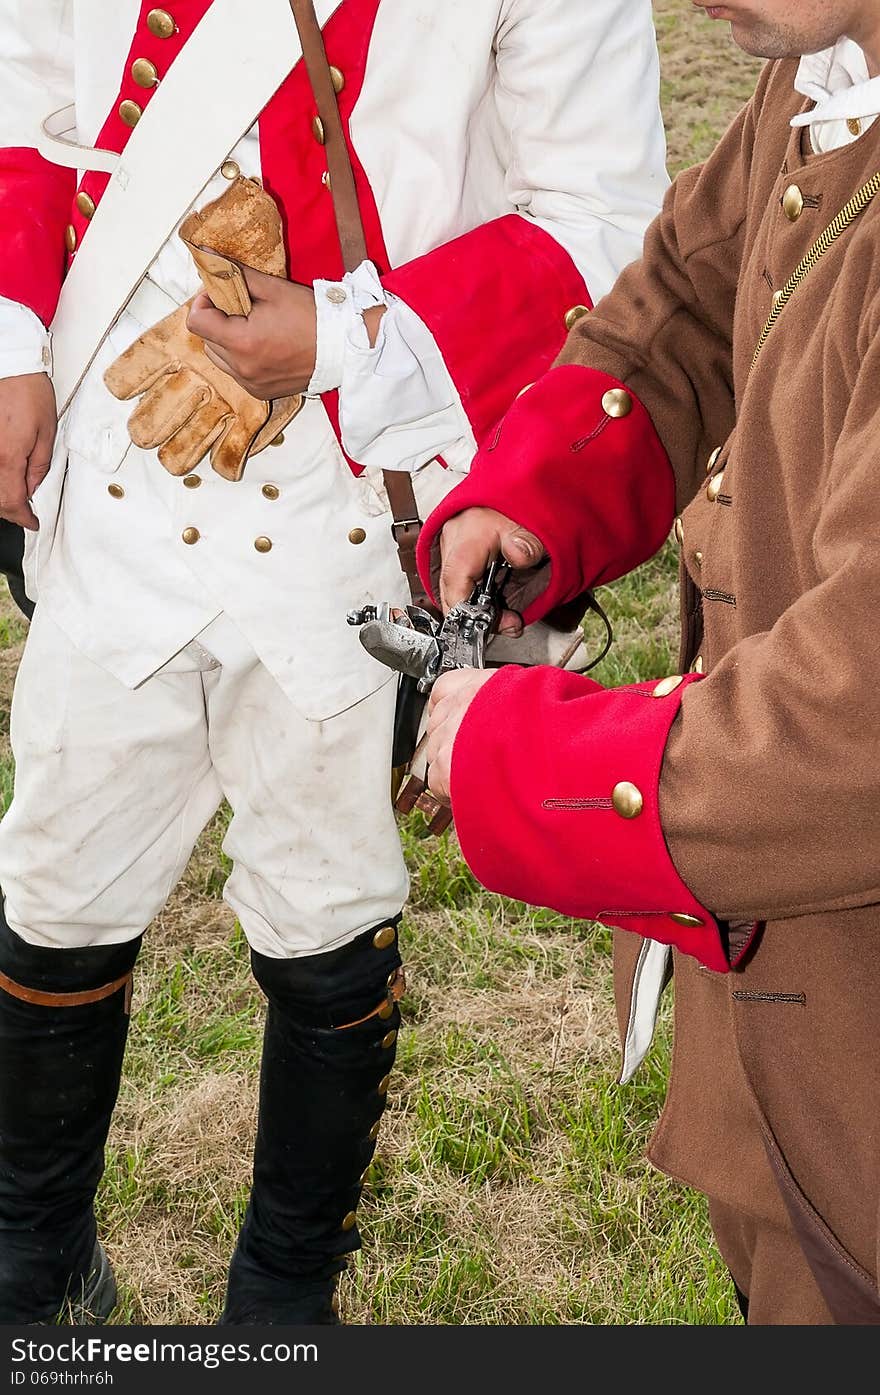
top-left (0, 3), bottom-right (764, 1328)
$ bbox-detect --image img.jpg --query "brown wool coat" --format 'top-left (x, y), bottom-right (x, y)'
top-left (558, 59), bottom-right (880, 1314)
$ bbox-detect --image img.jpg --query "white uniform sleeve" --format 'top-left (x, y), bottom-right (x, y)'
top-left (0, 296), bottom-right (52, 378)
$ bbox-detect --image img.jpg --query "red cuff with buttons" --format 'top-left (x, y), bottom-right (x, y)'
top-left (449, 665), bottom-right (732, 973)
top-left (415, 364), bottom-right (676, 626)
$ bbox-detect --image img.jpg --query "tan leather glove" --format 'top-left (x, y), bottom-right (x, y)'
top-left (104, 176), bottom-right (303, 481)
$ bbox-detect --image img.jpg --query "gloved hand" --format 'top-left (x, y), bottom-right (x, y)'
top-left (103, 176), bottom-right (302, 481)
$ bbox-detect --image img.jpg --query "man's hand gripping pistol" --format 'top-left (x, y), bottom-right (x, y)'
top-left (347, 559), bottom-right (512, 833)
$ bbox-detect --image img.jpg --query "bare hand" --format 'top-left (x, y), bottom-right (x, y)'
top-left (0, 373), bottom-right (57, 529)
top-left (425, 668), bottom-right (497, 801)
top-left (437, 506), bottom-right (547, 635)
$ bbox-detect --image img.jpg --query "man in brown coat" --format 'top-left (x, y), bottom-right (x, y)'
top-left (411, 0), bottom-right (880, 1325)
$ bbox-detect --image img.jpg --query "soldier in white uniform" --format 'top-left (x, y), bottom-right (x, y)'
top-left (0, 0), bottom-right (668, 1323)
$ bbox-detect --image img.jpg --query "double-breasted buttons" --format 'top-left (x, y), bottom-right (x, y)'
top-left (673, 516), bottom-right (684, 545)
top-left (183, 474), bottom-right (201, 489)
top-left (564, 304), bottom-right (590, 331)
top-left (372, 925), bottom-right (396, 950)
top-left (312, 116), bottom-right (326, 145)
top-left (348, 528), bottom-right (366, 545)
top-left (612, 781), bottom-right (643, 819)
top-left (64, 225), bottom-right (77, 253)
top-left (261, 484), bottom-right (280, 500)
top-left (119, 99), bottom-right (143, 128)
top-left (707, 472), bottom-right (725, 502)
top-left (254, 536), bottom-right (273, 553)
top-left (782, 184), bottom-right (804, 221)
top-left (182, 527), bottom-right (200, 545)
top-left (329, 66), bottom-right (345, 94)
top-left (107, 484), bottom-right (125, 499)
top-left (652, 675), bottom-right (683, 698)
top-left (601, 388), bottom-right (632, 419)
top-left (146, 9), bottom-right (176, 38)
top-left (75, 191), bottom-right (96, 219)
top-left (670, 912), bottom-right (703, 928)
top-left (132, 58), bottom-right (159, 88)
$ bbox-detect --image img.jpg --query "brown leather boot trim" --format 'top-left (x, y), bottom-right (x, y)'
top-left (0, 968), bottom-right (134, 1014)
top-left (336, 966), bottom-right (406, 1030)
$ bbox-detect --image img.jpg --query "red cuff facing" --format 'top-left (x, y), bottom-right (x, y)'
top-left (416, 364), bottom-right (675, 625)
top-left (450, 666), bottom-right (731, 973)
top-left (383, 215), bottom-right (591, 449)
top-left (0, 149), bottom-right (75, 326)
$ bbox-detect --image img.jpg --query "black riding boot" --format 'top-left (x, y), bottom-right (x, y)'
top-left (0, 912), bottom-right (140, 1323)
top-left (221, 919), bottom-right (405, 1324)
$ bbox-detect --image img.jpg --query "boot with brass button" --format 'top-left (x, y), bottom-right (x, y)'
top-left (75, 191), bottom-right (96, 220)
top-left (146, 8), bottom-right (176, 38)
top-left (131, 58), bottom-right (159, 88)
top-left (340, 1211), bottom-right (358, 1232)
top-left (601, 388), bottom-right (632, 418)
top-left (707, 471), bottom-right (725, 503)
top-left (612, 781), bottom-right (643, 819)
top-left (377, 1074), bottom-right (391, 1096)
top-left (381, 1030), bottom-right (398, 1051)
top-left (782, 184), bottom-right (804, 221)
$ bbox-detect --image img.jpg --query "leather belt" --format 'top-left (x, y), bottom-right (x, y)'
top-left (0, 968), bottom-right (134, 1014)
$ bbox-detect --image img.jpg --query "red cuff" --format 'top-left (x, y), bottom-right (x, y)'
top-left (383, 215), bottom-right (591, 448)
top-left (0, 149), bottom-right (75, 327)
top-left (415, 364), bottom-right (675, 624)
top-left (450, 666), bottom-right (731, 973)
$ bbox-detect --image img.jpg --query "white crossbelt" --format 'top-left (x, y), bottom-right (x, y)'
top-left (45, 0), bottom-right (344, 415)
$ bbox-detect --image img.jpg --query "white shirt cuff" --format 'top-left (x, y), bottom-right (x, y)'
top-left (309, 261), bottom-right (387, 395)
top-left (0, 296), bottom-right (52, 379)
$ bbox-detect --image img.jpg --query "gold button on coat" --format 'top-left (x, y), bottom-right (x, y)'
top-left (75, 191), bottom-right (96, 219)
top-left (182, 526), bottom-right (200, 545)
top-left (330, 65), bottom-right (346, 93)
top-left (183, 474), bottom-right (201, 489)
top-left (601, 388), bottom-right (632, 419)
top-left (611, 781), bottom-right (643, 819)
top-left (847, 117), bottom-right (862, 137)
top-left (341, 1211), bottom-right (358, 1232)
top-left (381, 1030), bottom-right (398, 1050)
top-left (707, 471), bottom-right (724, 502)
top-left (312, 116), bottom-right (326, 145)
top-left (368, 1120), bottom-right (381, 1141)
top-left (377, 1074), bottom-right (391, 1095)
top-left (107, 484), bottom-right (125, 499)
top-left (119, 99), bottom-right (143, 128)
top-left (221, 159), bottom-right (240, 180)
top-left (694, 549), bottom-right (703, 567)
top-left (146, 8), bottom-right (176, 38)
top-left (348, 527), bottom-right (366, 545)
top-left (64, 224), bottom-right (77, 253)
top-left (261, 483), bottom-right (280, 500)
top-left (372, 925), bottom-right (396, 950)
top-left (131, 57), bottom-right (159, 87)
top-left (673, 516), bottom-right (684, 545)
top-left (706, 446), bottom-right (722, 474)
top-left (254, 536), bottom-right (273, 553)
top-left (690, 655), bottom-right (704, 674)
top-left (670, 912), bottom-right (704, 928)
top-left (782, 184), bottom-right (804, 221)
top-left (270, 432), bottom-right (285, 446)
top-left (652, 675), bottom-right (683, 698)
top-left (564, 304), bottom-right (590, 331)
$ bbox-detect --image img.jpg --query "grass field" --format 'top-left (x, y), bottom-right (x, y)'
top-left (0, 3), bottom-right (764, 1326)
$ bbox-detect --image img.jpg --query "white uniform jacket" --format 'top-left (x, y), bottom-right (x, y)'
top-left (0, 0), bottom-right (668, 719)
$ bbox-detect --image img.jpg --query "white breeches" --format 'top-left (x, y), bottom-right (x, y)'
top-left (0, 608), bottom-right (408, 957)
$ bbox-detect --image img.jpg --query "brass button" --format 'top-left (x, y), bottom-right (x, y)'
top-left (694, 549), bottom-right (703, 567)
top-left (75, 191), bottom-right (96, 219)
top-left (772, 288), bottom-right (784, 308)
top-left (325, 286), bottom-right (347, 305)
top-left (183, 474), bottom-right (201, 489)
top-left (270, 432), bottom-right (285, 446)
top-left (516, 382), bottom-right (535, 399)
top-left (341, 1211), bottom-right (358, 1232)
top-left (381, 1029), bottom-right (398, 1050)
top-left (782, 184), bottom-right (804, 221)
top-left (564, 304), bottom-right (590, 331)
top-left (107, 483), bottom-right (125, 500)
top-left (673, 516), bottom-right (684, 546)
top-left (611, 781), bottom-right (643, 820)
top-left (601, 388), bottom-right (632, 419)
top-left (261, 483), bottom-right (280, 500)
top-left (377, 1074), bottom-right (391, 1096)
top-left (372, 924), bottom-right (396, 950)
top-left (119, 99), bottom-right (143, 128)
top-left (131, 57), bottom-right (159, 88)
top-left (847, 117), bottom-right (862, 137)
top-left (368, 1120), bottom-right (381, 1142)
top-left (707, 471), bottom-right (725, 502)
top-left (690, 655), bottom-right (704, 674)
top-left (254, 536), bottom-right (273, 553)
top-left (377, 998), bottom-right (394, 1021)
top-left (329, 66), bottom-right (346, 94)
top-left (146, 8), bottom-right (176, 38)
top-left (348, 527), bottom-right (366, 545)
top-left (64, 224), bottom-right (77, 253)
top-left (182, 526), bottom-right (200, 545)
top-left (652, 675), bottom-right (683, 698)
top-left (221, 159), bottom-right (240, 180)
top-left (706, 446), bottom-right (722, 474)
top-left (386, 970), bottom-right (399, 988)
top-left (670, 912), bottom-right (704, 928)
top-left (312, 116), bottom-right (326, 145)
top-left (359, 1167), bottom-right (370, 1185)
